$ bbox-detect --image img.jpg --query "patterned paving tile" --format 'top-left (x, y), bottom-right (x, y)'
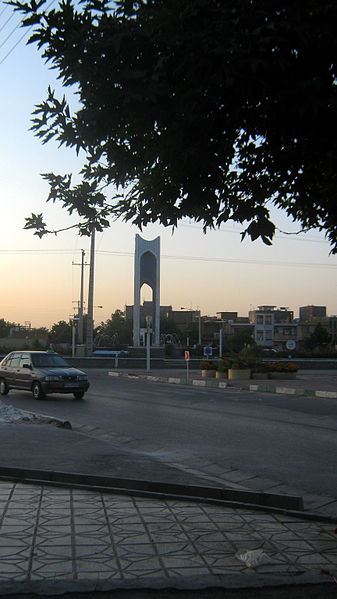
top-left (30, 561), bottom-right (74, 579)
top-left (0, 544), bottom-right (31, 559)
top-left (166, 566), bottom-right (213, 577)
top-left (161, 555), bottom-right (207, 568)
top-left (0, 480), bottom-right (334, 585)
top-left (323, 553), bottom-right (337, 565)
top-left (36, 534), bottom-right (73, 546)
top-left (119, 556), bottom-right (163, 571)
top-left (73, 534), bottom-right (112, 545)
top-left (0, 524), bottom-right (36, 536)
top-left (33, 545), bottom-right (73, 559)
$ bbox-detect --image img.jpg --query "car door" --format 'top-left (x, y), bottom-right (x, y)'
top-left (3, 353), bottom-right (21, 388)
top-left (0, 354), bottom-right (15, 387)
top-left (16, 353), bottom-right (33, 390)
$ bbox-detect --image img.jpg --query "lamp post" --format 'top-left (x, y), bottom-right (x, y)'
top-left (86, 227), bottom-right (96, 356)
top-left (146, 315), bottom-right (152, 372)
top-left (219, 326), bottom-right (223, 357)
top-left (70, 317), bottom-right (79, 358)
top-left (72, 249), bottom-right (87, 344)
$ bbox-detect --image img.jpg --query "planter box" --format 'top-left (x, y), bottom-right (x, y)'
top-left (201, 370), bottom-right (216, 378)
top-left (251, 372), bottom-right (269, 380)
top-left (215, 370), bottom-right (228, 379)
top-left (228, 368), bottom-right (251, 380)
top-left (269, 372), bottom-right (297, 380)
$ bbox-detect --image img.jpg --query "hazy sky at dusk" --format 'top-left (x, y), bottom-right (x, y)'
top-left (1, 5), bottom-right (336, 329)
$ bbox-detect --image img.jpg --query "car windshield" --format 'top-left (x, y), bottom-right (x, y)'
top-left (31, 354), bottom-right (69, 368)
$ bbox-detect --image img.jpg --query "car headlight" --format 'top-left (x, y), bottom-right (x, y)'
top-left (43, 376), bottom-right (61, 382)
top-left (77, 375), bottom-right (88, 381)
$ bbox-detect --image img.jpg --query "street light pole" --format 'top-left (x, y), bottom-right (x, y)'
top-left (78, 249), bottom-right (85, 344)
top-left (72, 249), bottom-right (87, 345)
top-left (70, 317), bottom-right (79, 357)
top-left (146, 315), bottom-right (152, 372)
top-left (86, 227), bottom-right (96, 355)
top-left (219, 327), bottom-right (223, 357)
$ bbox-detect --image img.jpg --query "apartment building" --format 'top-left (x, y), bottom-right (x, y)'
top-left (299, 305), bottom-right (326, 321)
top-left (249, 306), bottom-right (296, 349)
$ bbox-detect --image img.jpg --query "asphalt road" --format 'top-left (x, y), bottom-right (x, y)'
top-left (2, 369), bottom-right (337, 498)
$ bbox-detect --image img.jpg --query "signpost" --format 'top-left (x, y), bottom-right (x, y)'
top-left (185, 350), bottom-right (190, 380)
top-left (146, 316), bottom-right (152, 372)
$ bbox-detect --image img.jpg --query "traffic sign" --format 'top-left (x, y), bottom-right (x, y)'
top-left (184, 351), bottom-right (190, 361)
top-left (286, 340), bottom-right (296, 351)
top-left (203, 346), bottom-right (213, 357)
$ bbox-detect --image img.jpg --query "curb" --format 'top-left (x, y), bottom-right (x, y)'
top-left (109, 370), bottom-right (228, 389)
top-left (0, 465), bottom-right (303, 511)
top-left (1, 573), bottom-right (335, 598)
top-left (20, 410), bottom-right (72, 429)
top-left (1, 465), bottom-right (335, 523)
top-left (108, 371), bottom-right (337, 399)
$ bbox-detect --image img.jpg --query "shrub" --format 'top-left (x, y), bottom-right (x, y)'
top-left (216, 358), bottom-right (231, 372)
top-left (200, 360), bottom-right (216, 371)
top-left (229, 350), bottom-right (259, 370)
top-left (267, 361), bottom-right (299, 373)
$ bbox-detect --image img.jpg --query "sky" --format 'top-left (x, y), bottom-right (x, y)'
top-left (0, 3), bottom-right (336, 330)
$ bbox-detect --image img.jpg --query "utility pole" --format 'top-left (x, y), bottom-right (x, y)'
top-left (86, 227), bottom-right (96, 355)
top-left (72, 249), bottom-right (86, 345)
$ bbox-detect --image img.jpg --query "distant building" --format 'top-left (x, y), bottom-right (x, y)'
top-left (170, 309), bottom-right (199, 328)
top-left (299, 305), bottom-right (326, 321)
top-left (125, 302), bottom-right (172, 323)
top-left (249, 306), bottom-right (295, 348)
top-left (216, 311), bottom-right (238, 321)
top-left (205, 314), bottom-right (252, 347)
top-left (296, 313), bottom-right (336, 348)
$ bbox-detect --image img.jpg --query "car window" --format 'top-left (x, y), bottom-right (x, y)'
top-left (31, 354), bottom-right (69, 368)
top-left (19, 354), bottom-right (31, 368)
top-left (10, 354), bottom-right (21, 368)
top-left (0, 354), bottom-right (13, 367)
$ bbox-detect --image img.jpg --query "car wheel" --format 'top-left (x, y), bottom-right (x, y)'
top-left (32, 382), bottom-right (45, 400)
top-left (73, 391), bottom-right (85, 400)
top-left (0, 379), bottom-right (9, 395)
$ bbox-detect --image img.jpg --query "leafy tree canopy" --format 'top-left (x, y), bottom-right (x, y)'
top-left (305, 322), bottom-right (331, 350)
top-left (95, 309), bottom-right (132, 346)
top-left (0, 319), bottom-right (15, 338)
top-left (12, 0), bottom-right (337, 251)
top-left (225, 330), bottom-right (255, 354)
top-left (50, 319), bottom-right (72, 343)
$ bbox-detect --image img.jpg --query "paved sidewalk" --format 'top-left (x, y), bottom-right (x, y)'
top-left (0, 369), bottom-right (335, 596)
top-left (0, 479), bottom-right (336, 596)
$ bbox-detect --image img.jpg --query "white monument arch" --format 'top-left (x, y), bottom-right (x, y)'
top-left (133, 234), bottom-right (160, 346)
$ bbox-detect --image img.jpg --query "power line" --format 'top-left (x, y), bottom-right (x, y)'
top-left (0, 249), bottom-right (77, 254)
top-left (180, 223), bottom-right (328, 244)
top-left (0, 21), bottom-right (29, 50)
top-left (0, 4), bottom-right (9, 19)
top-left (0, 13), bottom-right (31, 64)
top-left (0, 0), bottom-right (55, 65)
top-left (0, 248), bottom-right (336, 269)
top-left (0, 11), bottom-right (15, 34)
top-left (96, 249), bottom-right (337, 269)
